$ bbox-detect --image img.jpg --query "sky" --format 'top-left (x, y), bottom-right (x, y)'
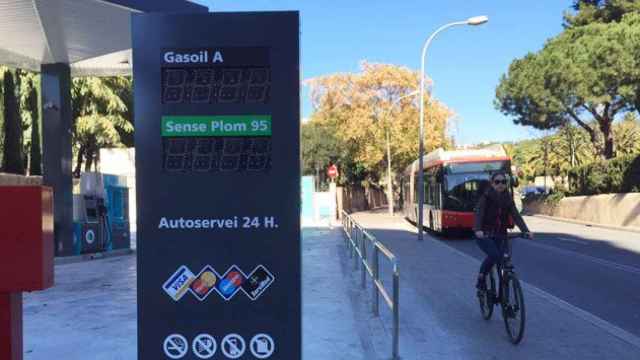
top-left (192, 0), bottom-right (571, 146)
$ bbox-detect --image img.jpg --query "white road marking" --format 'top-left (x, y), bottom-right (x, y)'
top-left (556, 236), bottom-right (588, 245)
top-left (523, 240), bottom-right (640, 276)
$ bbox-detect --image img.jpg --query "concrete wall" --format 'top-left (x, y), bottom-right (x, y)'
top-left (525, 193), bottom-right (640, 230)
top-left (0, 173), bottom-right (42, 186)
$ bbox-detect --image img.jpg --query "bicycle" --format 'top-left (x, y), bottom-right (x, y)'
top-left (476, 233), bottom-right (526, 344)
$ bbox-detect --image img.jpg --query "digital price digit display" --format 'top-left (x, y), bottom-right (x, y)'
top-left (163, 136), bottom-right (272, 172)
top-left (160, 46), bottom-right (272, 173)
top-left (162, 67), bottom-right (271, 104)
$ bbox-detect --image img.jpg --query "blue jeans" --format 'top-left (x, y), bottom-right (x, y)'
top-left (476, 235), bottom-right (507, 275)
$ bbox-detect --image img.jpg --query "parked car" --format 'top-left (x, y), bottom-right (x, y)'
top-left (520, 186), bottom-right (549, 200)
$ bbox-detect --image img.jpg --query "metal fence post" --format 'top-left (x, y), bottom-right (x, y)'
top-left (361, 234), bottom-right (367, 289)
top-left (354, 229), bottom-right (359, 270)
top-left (373, 246), bottom-right (379, 316)
top-left (393, 268), bottom-right (400, 360)
top-left (351, 228), bottom-right (355, 258)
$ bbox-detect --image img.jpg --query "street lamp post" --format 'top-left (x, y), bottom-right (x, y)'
top-left (417, 16), bottom-right (488, 241)
top-left (382, 90), bottom-right (419, 215)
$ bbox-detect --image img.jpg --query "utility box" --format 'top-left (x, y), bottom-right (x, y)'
top-left (0, 186), bottom-right (54, 292)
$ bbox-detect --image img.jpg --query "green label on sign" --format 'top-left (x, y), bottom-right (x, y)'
top-left (161, 115), bottom-right (272, 137)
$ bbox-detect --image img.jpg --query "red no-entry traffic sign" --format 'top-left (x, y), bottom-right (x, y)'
top-left (327, 165), bottom-right (338, 179)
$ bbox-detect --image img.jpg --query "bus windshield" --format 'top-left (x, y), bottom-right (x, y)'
top-left (443, 161), bottom-right (511, 212)
top-left (444, 173), bottom-right (491, 212)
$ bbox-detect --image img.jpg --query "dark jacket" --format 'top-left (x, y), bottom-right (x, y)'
top-left (473, 187), bottom-right (529, 236)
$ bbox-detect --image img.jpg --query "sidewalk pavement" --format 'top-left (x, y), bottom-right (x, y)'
top-left (24, 211), bottom-right (639, 359)
top-left (351, 211), bottom-right (640, 360)
top-left (22, 223), bottom-right (376, 360)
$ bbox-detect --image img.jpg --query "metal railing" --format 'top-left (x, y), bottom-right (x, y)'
top-left (341, 210), bottom-right (400, 360)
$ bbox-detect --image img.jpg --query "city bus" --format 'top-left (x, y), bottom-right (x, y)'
top-left (400, 145), bottom-right (517, 234)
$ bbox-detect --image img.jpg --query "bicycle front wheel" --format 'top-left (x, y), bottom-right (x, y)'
top-left (502, 274), bottom-right (526, 344)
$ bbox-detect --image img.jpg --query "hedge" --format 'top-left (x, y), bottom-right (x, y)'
top-left (568, 154), bottom-right (640, 195)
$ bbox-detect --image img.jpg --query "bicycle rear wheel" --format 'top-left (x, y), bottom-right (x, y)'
top-left (502, 274), bottom-right (526, 344)
top-left (478, 269), bottom-right (496, 320)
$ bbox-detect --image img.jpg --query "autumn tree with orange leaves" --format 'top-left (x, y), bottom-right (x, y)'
top-left (305, 62), bottom-right (454, 211)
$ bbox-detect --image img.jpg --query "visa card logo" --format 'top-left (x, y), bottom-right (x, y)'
top-left (163, 266), bottom-right (196, 301)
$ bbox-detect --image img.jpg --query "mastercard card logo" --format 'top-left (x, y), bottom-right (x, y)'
top-left (189, 266), bottom-right (220, 301)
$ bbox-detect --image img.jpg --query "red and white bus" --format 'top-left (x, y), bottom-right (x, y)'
top-left (400, 145), bottom-right (516, 234)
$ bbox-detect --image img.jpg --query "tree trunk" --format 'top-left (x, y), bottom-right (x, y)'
top-left (1, 69), bottom-right (25, 174)
top-left (572, 118), bottom-right (603, 159)
top-left (28, 79), bottom-right (42, 175)
top-left (599, 118), bottom-right (615, 159)
top-left (85, 148), bottom-right (94, 173)
top-left (74, 146), bottom-right (85, 178)
top-left (385, 129), bottom-right (394, 215)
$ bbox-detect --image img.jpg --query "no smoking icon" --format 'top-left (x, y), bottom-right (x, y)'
top-left (163, 334), bottom-right (188, 359)
top-left (192, 334), bottom-right (217, 359)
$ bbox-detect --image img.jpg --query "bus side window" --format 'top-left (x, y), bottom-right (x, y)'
top-left (425, 171), bottom-right (432, 205)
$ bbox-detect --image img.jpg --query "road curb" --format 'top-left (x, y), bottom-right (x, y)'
top-left (526, 214), bottom-right (640, 234)
top-left (54, 248), bottom-right (135, 265)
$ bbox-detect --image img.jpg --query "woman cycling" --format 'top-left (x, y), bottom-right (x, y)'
top-left (474, 172), bottom-right (533, 290)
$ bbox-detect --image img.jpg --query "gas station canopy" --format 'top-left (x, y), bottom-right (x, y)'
top-left (0, 0), bottom-right (208, 257)
top-left (0, 0), bottom-right (207, 75)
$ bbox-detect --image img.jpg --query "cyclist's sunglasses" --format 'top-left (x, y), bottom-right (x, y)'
top-left (493, 179), bottom-right (507, 185)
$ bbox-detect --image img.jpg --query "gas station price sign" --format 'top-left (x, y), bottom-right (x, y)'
top-left (133, 12), bottom-right (300, 360)
top-left (162, 115), bottom-right (272, 173)
top-left (161, 47), bottom-right (271, 105)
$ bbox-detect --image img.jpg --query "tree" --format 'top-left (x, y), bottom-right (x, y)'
top-left (564, 0), bottom-right (640, 27)
top-left (21, 73), bottom-right (41, 175)
top-left (1, 69), bottom-right (25, 174)
top-left (71, 76), bottom-right (133, 176)
top-left (307, 62), bottom-right (452, 208)
top-left (301, 120), bottom-right (340, 184)
top-left (496, 14), bottom-right (640, 159)
top-left (614, 112), bottom-right (640, 156)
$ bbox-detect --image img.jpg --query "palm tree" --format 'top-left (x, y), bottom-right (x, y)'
top-left (71, 76), bottom-right (133, 176)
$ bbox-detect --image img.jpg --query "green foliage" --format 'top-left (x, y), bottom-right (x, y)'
top-left (71, 76), bottom-right (133, 175)
top-left (301, 120), bottom-right (340, 182)
top-left (568, 154), bottom-right (640, 194)
top-left (496, 13), bottom-right (640, 159)
top-left (615, 113), bottom-right (640, 156)
top-left (545, 189), bottom-right (567, 207)
top-left (511, 125), bottom-right (596, 181)
top-left (564, 0), bottom-right (640, 28)
top-left (22, 74), bottom-right (41, 175)
top-left (1, 69), bottom-right (25, 174)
